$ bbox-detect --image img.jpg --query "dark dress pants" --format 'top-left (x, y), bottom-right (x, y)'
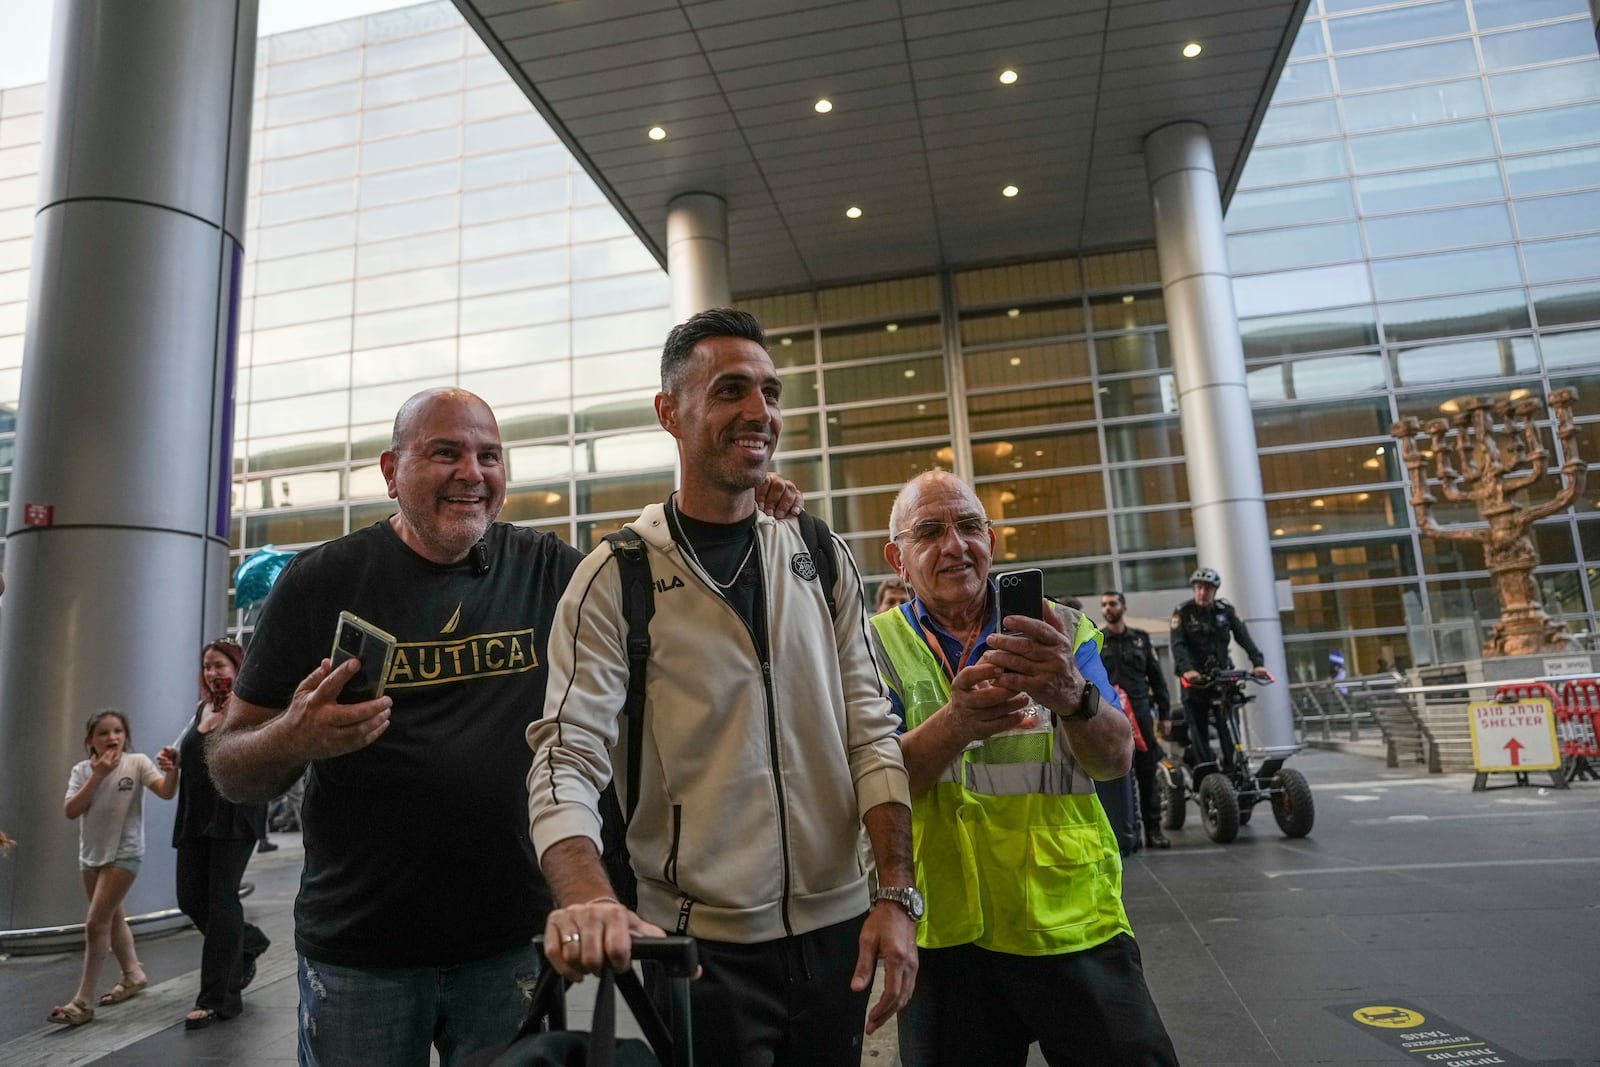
top-left (1129, 700), bottom-right (1163, 827)
top-left (175, 835), bottom-right (268, 1018)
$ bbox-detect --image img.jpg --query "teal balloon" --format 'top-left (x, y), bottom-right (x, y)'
top-left (234, 546), bottom-right (295, 608)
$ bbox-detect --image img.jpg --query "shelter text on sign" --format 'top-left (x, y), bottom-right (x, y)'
top-left (1467, 698), bottom-right (1561, 773)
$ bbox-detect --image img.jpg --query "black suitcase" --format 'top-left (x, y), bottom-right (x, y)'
top-left (1095, 772), bottom-right (1141, 856)
top-left (465, 937), bottom-right (698, 1067)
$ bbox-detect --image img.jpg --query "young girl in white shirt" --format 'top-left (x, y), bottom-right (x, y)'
top-left (48, 710), bottom-right (179, 1027)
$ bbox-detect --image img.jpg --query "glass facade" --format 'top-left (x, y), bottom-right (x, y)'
top-left (1, 0), bottom-right (1597, 677)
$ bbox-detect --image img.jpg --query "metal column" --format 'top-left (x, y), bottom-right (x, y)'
top-left (1143, 120), bottom-right (1294, 753)
top-left (0, 0), bottom-right (258, 934)
top-left (666, 193), bottom-right (731, 322)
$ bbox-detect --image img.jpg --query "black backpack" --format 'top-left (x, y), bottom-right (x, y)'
top-left (596, 512), bottom-right (839, 907)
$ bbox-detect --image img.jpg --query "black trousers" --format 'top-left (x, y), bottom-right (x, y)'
top-left (1129, 701), bottom-right (1163, 828)
top-left (1182, 689), bottom-right (1237, 771)
top-left (174, 835), bottom-right (268, 1018)
top-left (648, 913), bottom-right (869, 1067)
top-left (897, 934), bottom-right (1178, 1067)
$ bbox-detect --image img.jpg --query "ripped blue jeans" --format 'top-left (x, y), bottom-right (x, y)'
top-left (297, 943), bottom-right (539, 1067)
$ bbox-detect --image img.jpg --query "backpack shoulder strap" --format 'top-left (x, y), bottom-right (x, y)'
top-left (602, 528), bottom-right (653, 823)
top-left (797, 510), bottom-right (838, 620)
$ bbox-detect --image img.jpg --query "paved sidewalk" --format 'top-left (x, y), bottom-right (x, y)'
top-left (2, 748), bottom-right (1596, 1065)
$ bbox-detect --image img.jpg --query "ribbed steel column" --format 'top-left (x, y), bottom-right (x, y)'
top-left (666, 193), bottom-right (732, 321)
top-left (0, 0), bottom-right (258, 934)
top-left (1143, 120), bottom-right (1294, 753)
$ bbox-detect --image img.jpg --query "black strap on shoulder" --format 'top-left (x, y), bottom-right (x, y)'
top-left (603, 528), bottom-right (654, 824)
top-left (796, 510), bottom-right (837, 620)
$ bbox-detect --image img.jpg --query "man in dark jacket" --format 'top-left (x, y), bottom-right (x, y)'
top-left (1170, 568), bottom-right (1268, 771)
top-left (1100, 591), bottom-right (1173, 849)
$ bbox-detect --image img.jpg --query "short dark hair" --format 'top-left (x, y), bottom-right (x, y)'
top-left (661, 308), bottom-right (766, 394)
top-left (1102, 590), bottom-right (1126, 605)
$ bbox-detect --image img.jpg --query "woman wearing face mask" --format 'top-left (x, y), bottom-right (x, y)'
top-left (171, 638), bottom-right (271, 1030)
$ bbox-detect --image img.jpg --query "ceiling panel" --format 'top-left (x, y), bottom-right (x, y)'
top-left (454, 0), bottom-right (1310, 295)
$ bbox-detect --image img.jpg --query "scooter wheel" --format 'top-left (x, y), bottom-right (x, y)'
top-left (1271, 768), bottom-right (1315, 838)
top-left (1199, 774), bottom-right (1239, 844)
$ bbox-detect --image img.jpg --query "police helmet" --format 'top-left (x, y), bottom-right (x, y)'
top-left (1190, 567), bottom-right (1221, 588)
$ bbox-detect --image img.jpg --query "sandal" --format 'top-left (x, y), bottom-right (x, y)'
top-left (184, 1008), bottom-right (219, 1031)
top-left (47, 999), bottom-right (94, 1027)
top-left (99, 977), bottom-right (148, 1006)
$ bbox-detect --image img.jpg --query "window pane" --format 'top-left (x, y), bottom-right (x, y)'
top-left (1283, 582), bottom-right (1412, 635)
top-left (1524, 235), bottom-right (1600, 285)
top-left (1520, 187), bottom-right (1600, 240)
top-left (831, 445), bottom-right (953, 492)
top-left (1326, 1), bottom-right (1468, 53)
top-left (1228, 221), bottom-right (1364, 274)
top-left (1348, 119), bottom-right (1495, 174)
top-left (265, 78), bottom-right (360, 128)
top-left (1247, 353), bottom-right (1387, 402)
top-left (1290, 18), bottom-right (1326, 58)
top-left (964, 341), bottom-right (1089, 390)
top-left (1335, 39), bottom-right (1477, 93)
top-left (1100, 374), bottom-right (1177, 418)
top-left (1340, 78), bottom-right (1486, 133)
top-left (1235, 139), bottom-right (1350, 189)
top-left (1274, 536), bottom-right (1417, 585)
top-left (1392, 336), bottom-right (1537, 384)
top-left (1382, 289), bottom-right (1531, 342)
top-left (1104, 420), bottom-right (1183, 463)
top-left (1358, 160), bottom-right (1504, 213)
top-left (1363, 203), bottom-right (1513, 256)
top-left (1095, 332), bottom-right (1171, 375)
top-left (1107, 463), bottom-right (1187, 508)
top-left (1089, 292), bottom-right (1164, 332)
top-left (1233, 262), bottom-right (1372, 318)
top-left (968, 384), bottom-right (1096, 432)
top-left (1226, 179), bottom-right (1355, 231)
top-left (976, 471), bottom-right (1105, 514)
top-left (959, 301), bottom-right (1084, 346)
top-left (1255, 99), bottom-right (1342, 145)
top-left (1489, 59), bottom-right (1600, 111)
top-left (1481, 21), bottom-right (1592, 71)
top-left (244, 506), bottom-right (346, 549)
top-left (1240, 306), bottom-right (1380, 358)
top-left (1371, 246), bottom-right (1523, 301)
top-left (1474, 0), bottom-right (1588, 30)
top-left (1272, 59), bottom-right (1334, 103)
top-left (1255, 400), bottom-right (1391, 447)
top-left (1261, 442), bottom-right (1400, 493)
top-left (1505, 145), bottom-right (1600, 197)
top-left (826, 401), bottom-right (946, 448)
top-left (1533, 280), bottom-right (1600, 327)
top-left (1266, 489), bottom-right (1405, 537)
top-left (1542, 327), bottom-right (1600, 371)
top-left (1120, 554), bottom-right (1199, 591)
top-left (971, 427), bottom-right (1101, 477)
top-left (1497, 101), bottom-right (1600, 156)
top-left (819, 319), bottom-right (942, 363)
top-left (823, 356), bottom-right (944, 404)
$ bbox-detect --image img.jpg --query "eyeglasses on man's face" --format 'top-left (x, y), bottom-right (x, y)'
top-left (892, 516), bottom-right (991, 545)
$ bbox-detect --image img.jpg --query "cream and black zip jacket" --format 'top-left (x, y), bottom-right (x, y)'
top-left (527, 502), bottom-right (911, 944)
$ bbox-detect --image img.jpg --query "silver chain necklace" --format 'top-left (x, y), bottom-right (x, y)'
top-left (670, 497), bottom-right (756, 592)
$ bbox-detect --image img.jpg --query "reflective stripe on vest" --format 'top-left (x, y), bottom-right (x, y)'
top-left (870, 607), bottom-right (1133, 955)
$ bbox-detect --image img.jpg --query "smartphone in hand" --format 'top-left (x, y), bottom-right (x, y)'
top-left (329, 611), bottom-right (397, 704)
top-left (995, 568), bottom-right (1044, 633)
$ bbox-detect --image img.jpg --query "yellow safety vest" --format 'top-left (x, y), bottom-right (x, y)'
top-left (871, 607), bottom-right (1133, 956)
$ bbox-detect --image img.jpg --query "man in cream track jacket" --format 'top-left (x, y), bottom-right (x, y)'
top-left (527, 308), bottom-right (918, 1067)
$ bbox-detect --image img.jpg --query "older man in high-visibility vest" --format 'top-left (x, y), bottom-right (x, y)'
top-left (867, 470), bottom-right (1178, 1067)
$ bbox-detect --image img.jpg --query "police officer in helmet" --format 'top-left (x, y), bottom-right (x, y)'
top-left (1170, 568), bottom-right (1269, 771)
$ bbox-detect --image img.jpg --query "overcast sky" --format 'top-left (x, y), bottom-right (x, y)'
top-left (0, 0), bottom-right (412, 91)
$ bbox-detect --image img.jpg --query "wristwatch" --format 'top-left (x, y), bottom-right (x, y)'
top-left (870, 885), bottom-right (925, 921)
top-left (1063, 681), bottom-right (1101, 723)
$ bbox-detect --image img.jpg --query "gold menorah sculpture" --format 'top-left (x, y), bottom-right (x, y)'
top-left (1392, 389), bottom-right (1585, 658)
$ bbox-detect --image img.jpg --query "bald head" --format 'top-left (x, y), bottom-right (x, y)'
top-left (889, 470), bottom-right (984, 538)
top-left (391, 388), bottom-right (492, 455)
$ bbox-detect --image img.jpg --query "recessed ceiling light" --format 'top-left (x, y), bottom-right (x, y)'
top-left (1006, 308), bottom-right (1020, 317)
top-left (999, 69), bottom-right (1018, 85)
top-left (1122, 294), bottom-right (1135, 304)
top-left (1009, 357), bottom-right (1022, 366)
top-left (814, 98), bottom-right (833, 114)
top-left (647, 126), bottom-right (666, 140)
top-left (1273, 528), bottom-right (1285, 536)
top-left (903, 368), bottom-right (916, 378)
top-left (780, 337), bottom-right (793, 346)
top-left (886, 323), bottom-right (899, 332)
top-left (1311, 523), bottom-right (1323, 532)
top-left (845, 205), bottom-right (862, 219)
top-left (1182, 42), bottom-right (1202, 58)
top-left (1002, 184), bottom-right (1019, 197)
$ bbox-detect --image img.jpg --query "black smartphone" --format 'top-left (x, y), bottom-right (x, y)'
top-left (995, 568), bottom-right (1044, 633)
top-left (329, 610), bottom-right (397, 704)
